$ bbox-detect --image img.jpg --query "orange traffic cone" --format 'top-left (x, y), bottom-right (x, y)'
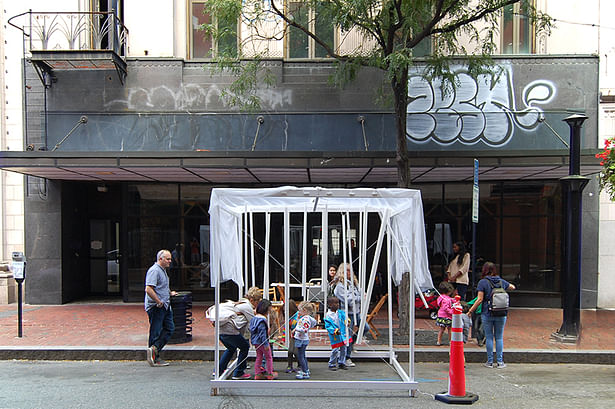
top-left (435, 295), bottom-right (479, 405)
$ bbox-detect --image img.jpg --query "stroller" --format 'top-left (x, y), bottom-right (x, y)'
top-left (415, 288), bottom-right (439, 320)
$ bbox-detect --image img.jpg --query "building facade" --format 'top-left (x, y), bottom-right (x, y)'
top-left (0, 0), bottom-right (612, 308)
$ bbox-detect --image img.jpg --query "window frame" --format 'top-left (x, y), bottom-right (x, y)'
top-left (285, 1), bottom-right (338, 60)
top-left (188, 0), bottom-right (239, 60)
top-left (501, 1), bottom-right (535, 54)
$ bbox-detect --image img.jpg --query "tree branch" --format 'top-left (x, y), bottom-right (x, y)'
top-left (431, 0), bottom-right (520, 36)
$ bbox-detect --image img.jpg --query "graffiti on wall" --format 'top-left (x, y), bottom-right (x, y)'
top-left (104, 84), bottom-right (293, 111)
top-left (406, 64), bottom-right (556, 147)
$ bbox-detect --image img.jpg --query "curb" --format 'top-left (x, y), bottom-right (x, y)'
top-left (1, 346), bottom-right (613, 364)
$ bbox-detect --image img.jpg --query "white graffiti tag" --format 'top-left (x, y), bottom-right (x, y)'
top-left (406, 65), bottom-right (556, 147)
top-left (105, 84), bottom-right (292, 111)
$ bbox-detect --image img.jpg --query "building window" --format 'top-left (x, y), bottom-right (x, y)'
top-left (502, 2), bottom-right (533, 54)
top-left (287, 2), bottom-right (335, 59)
top-left (420, 181), bottom-right (562, 300)
top-left (189, 0), bottom-right (237, 59)
top-left (412, 36), bottom-right (432, 57)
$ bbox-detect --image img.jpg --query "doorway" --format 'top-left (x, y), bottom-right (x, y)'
top-left (89, 219), bottom-right (121, 295)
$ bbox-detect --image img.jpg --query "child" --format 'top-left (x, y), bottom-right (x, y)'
top-left (249, 299), bottom-right (278, 380)
top-left (285, 299), bottom-right (299, 373)
top-left (436, 281), bottom-right (455, 346)
top-left (460, 301), bottom-right (473, 344)
top-left (324, 297), bottom-right (349, 370)
top-left (292, 301), bottom-right (318, 379)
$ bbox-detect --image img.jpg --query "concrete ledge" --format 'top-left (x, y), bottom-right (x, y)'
top-left (0, 346), bottom-right (613, 364)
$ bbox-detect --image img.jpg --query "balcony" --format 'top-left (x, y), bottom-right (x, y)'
top-left (8, 10), bottom-right (129, 85)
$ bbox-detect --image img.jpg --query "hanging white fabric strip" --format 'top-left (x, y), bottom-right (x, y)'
top-left (321, 205), bottom-right (329, 298)
top-left (264, 212), bottom-right (271, 298)
top-left (302, 207), bottom-right (307, 300)
top-left (249, 211), bottom-right (255, 288)
top-left (243, 210), bottom-right (248, 292)
top-left (284, 209), bottom-right (290, 349)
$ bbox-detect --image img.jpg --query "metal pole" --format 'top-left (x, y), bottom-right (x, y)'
top-left (17, 281), bottom-right (23, 337)
top-left (552, 114), bottom-right (589, 343)
top-left (471, 224), bottom-right (477, 298)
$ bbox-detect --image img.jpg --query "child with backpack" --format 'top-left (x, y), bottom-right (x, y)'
top-left (467, 261), bottom-right (516, 369)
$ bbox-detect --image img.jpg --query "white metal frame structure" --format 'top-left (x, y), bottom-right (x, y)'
top-left (208, 186), bottom-right (432, 396)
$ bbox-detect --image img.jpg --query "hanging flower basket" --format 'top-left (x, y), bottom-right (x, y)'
top-left (596, 137), bottom-right (615, 201)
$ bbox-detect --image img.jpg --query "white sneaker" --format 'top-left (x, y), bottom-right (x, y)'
top-left (346, 359), bottom-right (356, 367)
top-left (496, 362), bottom-right (507, 369)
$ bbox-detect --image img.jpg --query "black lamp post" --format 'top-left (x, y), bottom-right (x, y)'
top-left (551, 114), bottom-right (589, 343)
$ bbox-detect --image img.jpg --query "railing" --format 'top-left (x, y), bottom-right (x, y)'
top-left (9, 10), bottom-right (128, 57)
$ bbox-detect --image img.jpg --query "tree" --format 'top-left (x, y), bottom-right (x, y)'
top-left (203, 0), bottom-right (551, 333)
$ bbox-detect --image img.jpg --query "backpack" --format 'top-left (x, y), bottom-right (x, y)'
top-left (488, 279), bottom-right (509, 316)
top-left (206, 300), bottom-right (252, 330)
top-left (205, 301), bottom-right (238, 326)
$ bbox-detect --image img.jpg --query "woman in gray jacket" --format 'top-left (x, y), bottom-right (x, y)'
top-left (333, 263), bottom-right (370, 367)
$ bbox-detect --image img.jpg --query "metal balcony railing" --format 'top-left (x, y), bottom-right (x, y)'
top-left (9, 10), bottom-right (128, 57)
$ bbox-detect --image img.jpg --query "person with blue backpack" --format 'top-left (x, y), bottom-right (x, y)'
top-left (467, 261), bottom-right (516, 369)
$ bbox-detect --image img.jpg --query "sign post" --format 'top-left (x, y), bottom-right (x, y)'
top-left (471, 159), bottom-right (479, 296)
top-left (11, 252), bottom-right (26, 338)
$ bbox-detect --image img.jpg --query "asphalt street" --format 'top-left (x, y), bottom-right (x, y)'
top-left (0, 360), bottom-right (613, 409)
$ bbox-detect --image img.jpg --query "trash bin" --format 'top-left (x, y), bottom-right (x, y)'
top-left (168, 291), bottom-right (192, 344)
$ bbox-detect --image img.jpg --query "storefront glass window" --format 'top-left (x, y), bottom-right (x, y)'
top-left (418, 181), bottom-right (561, 295)
top-left (126, 184), bottom-right (179, 298)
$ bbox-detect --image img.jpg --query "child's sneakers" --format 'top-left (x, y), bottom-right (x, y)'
top-left (285, 366), bottom-right (297, 373)
top-left (328, 365), bottom-right (337, 371)
top-left (338, 363), bottom-right (348, 370)
top-left (345, 359), bottom-right (356, 367)
top-left (254, 373), bottom-right (266, 380)
top-left (296, 371), bottom-right (310, 380)
top-left (265, 372), bottom-right (278, 380)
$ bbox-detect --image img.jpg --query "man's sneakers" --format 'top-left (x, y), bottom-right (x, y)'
top-left (147, 345), bottom-right (170, 367)
top-left (154, 358), bottom-right (169, 367)
top-left (147, 345), bottom-right (157, 367)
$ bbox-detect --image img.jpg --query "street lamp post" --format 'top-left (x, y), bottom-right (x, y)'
top-left (551, 114), bottom-right (589, 343)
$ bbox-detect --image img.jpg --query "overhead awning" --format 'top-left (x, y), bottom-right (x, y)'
top-left (0, 151), bottom-right (602, 185)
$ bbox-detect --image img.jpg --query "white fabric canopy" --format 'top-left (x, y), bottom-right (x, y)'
top-left (209, 186), bottom-right (433, 290)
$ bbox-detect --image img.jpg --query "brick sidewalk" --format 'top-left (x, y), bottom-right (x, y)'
top-left (1, 303), bottom-right (613, 351)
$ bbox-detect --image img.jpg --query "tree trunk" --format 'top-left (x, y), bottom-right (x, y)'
top-left (392, 70), bottom-right (410, 189)
top-left (391, 70), bottom-right (412, 335)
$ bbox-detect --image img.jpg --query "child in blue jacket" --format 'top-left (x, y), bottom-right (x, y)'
top-left (324, 297), bottom-right (350, 370)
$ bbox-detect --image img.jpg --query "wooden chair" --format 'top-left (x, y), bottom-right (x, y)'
top-left (268, 287), bottom-right (278, 301)
top-left (275, 285), bottom-right (285, 304)
top-left (365, 293), bottom-right (388, 340)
